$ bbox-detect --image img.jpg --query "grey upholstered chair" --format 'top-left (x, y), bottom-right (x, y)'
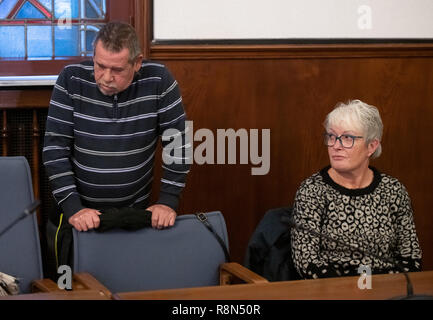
top-left (73, 211), bottom-right (265, 293)
top-left (0, 156), bottom-right (43, 294)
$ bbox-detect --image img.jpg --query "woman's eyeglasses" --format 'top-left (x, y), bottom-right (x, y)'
top-left (324, 133), bottom-right (363, 149)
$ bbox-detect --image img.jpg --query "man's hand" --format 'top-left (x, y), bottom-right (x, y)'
top-left (68, 208), bottom-right (101, 232)
top-left (146, 204), bottom-right (177, 229)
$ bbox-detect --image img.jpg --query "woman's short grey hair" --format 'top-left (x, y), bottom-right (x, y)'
top-left (324, 99), bottom-right (383, 159)
top-left (93, 21), bottom-right (142, 64)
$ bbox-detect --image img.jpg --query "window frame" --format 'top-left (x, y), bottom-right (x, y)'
top-left (0, 0), bottom-right (135, 77)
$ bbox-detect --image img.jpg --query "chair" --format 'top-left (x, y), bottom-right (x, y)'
top-left (244, 207), bottom-right (301, 281)
top-left (72, 211), bottom-right (267, 293)
top-left (0, 156), bottom-right (43, 294)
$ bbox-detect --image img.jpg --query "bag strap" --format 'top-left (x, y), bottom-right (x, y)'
top-left (195, 212), bottom-right (230, 262)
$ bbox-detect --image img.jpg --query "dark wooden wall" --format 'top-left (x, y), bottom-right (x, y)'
top-left (147, 44), bottom-right (433, 270)
top-left (2, 43), bottom-right (433, 273)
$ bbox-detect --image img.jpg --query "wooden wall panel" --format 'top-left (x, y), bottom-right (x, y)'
top-left (2, 44), bottom-right (432, 273)
top-left (155, 55), bottom-right (433, 270)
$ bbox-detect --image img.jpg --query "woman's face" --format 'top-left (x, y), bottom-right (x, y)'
top-left (326, 123), bottom-right (378, 174)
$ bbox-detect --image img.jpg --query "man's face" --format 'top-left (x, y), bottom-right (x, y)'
top-left (93, 40), bottom-right (142, 96)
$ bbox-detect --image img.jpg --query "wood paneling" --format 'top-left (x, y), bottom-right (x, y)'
top-left (2, 43), bottom-right (432, 273)
top-left (150, 43), bottom-right (433, 60)
top-left (131, 0), bottom-right (151, 60)
top-left (0, 87), bottom-right (51, 109)
top-left (149, 52), bottom-right (433, 270)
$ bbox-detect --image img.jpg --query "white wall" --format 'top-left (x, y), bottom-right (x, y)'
top-left (153, 0), bottom-right (433, 40)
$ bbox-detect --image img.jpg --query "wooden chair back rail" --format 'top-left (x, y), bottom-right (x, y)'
top-left (220, 262), bottom-right (268, 285)
top-left (31, 272), bottom-right (112, 299)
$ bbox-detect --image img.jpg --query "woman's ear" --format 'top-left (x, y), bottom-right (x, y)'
top-left (367, 139), bottom-right (380, 157)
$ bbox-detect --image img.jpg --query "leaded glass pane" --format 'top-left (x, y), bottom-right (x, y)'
top-left (85, 0), bottom-right (105, 19)
top-left (55, 25), bottom-right (79, 56)
top-left (85, 3), bottom-right (98, 19)
top-left (0, 0), bottom-right (106, 59)
top-left (39, 0), bottom-right (53, 11)
top-left (15, 1), bottom-right (46, 19)
top-left (86, 29), bottom-right (97, 52)
top-left (0, 26), bottom-right (25, 57)
top-left (27, 26), bottom-right (53, 58)
top-left (54, 0), bottom-right (79, 19)
top-left (0, 0), bottom-right (19, 19)
top-left (81, 25), bottom-right (100, 54)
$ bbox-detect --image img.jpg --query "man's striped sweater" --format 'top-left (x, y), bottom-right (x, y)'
top-left (43, 60), bottom-right (190, 219)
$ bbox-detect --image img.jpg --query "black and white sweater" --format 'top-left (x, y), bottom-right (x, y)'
top-left (43, 60), bottom-right (190, 219)
top-left (291, 166), bottom-right (422, 279)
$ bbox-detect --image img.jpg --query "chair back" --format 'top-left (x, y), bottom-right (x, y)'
top-left (244, 207), bottom-right (301, 281)
top-left (73, 211), bottom-right (229, 292)
top-left (0, 156), bottom-right (43, 293)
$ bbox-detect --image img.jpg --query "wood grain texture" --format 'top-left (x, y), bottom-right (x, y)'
top-left (1, 44), bottom-right (432, 272)
top-left (115, 270), bottom-right (433, 300)
top-left (156, 55), bottom-right (433, 270)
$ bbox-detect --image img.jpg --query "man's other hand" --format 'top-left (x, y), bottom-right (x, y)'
top-left (146, 204), bottom-right (177, 229)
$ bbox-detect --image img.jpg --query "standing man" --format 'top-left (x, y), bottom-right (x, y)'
top-left (43, 22), bottom-right (190, 232)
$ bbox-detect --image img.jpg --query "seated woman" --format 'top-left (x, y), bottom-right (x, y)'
top-left (291, 99), bottom-right (422, 279)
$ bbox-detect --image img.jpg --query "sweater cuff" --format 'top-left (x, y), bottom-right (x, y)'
top-left (157, 192), bottom-right (180, 211)
top-left (60, 194), bottom-right (85, 220)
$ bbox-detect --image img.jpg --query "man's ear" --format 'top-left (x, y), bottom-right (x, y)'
top-left (367, 139), bottom-right (380, 157)
top-left (133, 54), bottom-right (144, 72)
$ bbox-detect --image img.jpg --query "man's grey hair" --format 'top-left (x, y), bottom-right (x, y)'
top-left (93, 21), bottom-right (142, 64)
top-left (324, 99), bottom-right (383, 159)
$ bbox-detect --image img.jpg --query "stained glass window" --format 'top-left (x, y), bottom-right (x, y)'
top-left (0, 0), bottom-right (107, 59)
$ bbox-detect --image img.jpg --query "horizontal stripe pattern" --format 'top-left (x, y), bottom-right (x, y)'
top-left (43, 60), bottom-right (190, 216)
top-left (74, 138), bottom-right (157, 157)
